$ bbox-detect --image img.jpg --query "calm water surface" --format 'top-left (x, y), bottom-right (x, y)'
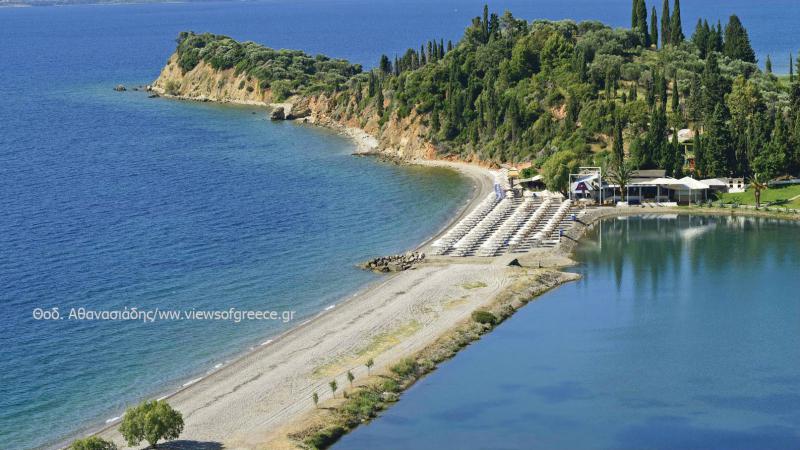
top-left (337, 216), bottom-right (800, 449)
top-left (2, 0), bottom-right (800, 448)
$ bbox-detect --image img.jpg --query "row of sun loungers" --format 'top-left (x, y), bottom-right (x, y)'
top-left (430, 193), bottom-right (500, 255)
top-left (529, 199), bottom-right (573, 246)
top-left (477, 196), bottom-right (543, 257)
top-left (450, 197), bottom-right (515, 256)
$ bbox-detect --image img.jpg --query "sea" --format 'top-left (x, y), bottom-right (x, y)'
top-left (336, 216), bottom-right (800, 449)
top-left (1, 1), bottom-right (799, 448)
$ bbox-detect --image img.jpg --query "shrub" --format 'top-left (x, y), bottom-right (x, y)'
top-left (68, 437), bottom-right (117, 450)
top-left (471, 310), bottom-right (498, 325)
top-left (164, 80), bottom-right (181, 96)
top-left (389, 358), bottom-right (418, 379)
top-left (304, 425), bottom-right (347, 449)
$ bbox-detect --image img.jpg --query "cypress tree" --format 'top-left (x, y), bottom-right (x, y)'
top-left (661, 0), bottom-right (671, 47)
top-left (483, 4), bottom-right (490, 42)
top-left (636, 0), bottom-right (650, 47)
top-left (715, 21), bottom-right (724, 52)
top-left (765, 55), bottom-right (772, 74)
top-left (375, 84), bottom-right (384, 116)
top-left (790, 54), bottom-right (794, 83)
top-left (447, 40), bottom-right (453, 52)
top-left (613, 117), bottom-right (625, 164)
top-left (673, 128), bottom-right (685, 178)
top-left (379, 54), bottom-right (392, 74)
top-left (693, 131), bottom-right (704, 176)
top-left (651, 7), bottom-right (659, 48)
top-left (420, 45), bottom-right (427, 65)
top-left (723, 15), bottom-right (756, 63)
top-left (692, 19), bottom-right (708, 59)
top-left (670, 0), bottom-right (684, 44)
top-left (702, 52), bottom-right (725, 117)
top-left (368, 71), bottom-right (376, 97)
top-left (672, 78), bottom-right (680, 113)
top-left (632, 0), bottom-right (639, 29)
top-left (703, 104), bottom-right (733, 177)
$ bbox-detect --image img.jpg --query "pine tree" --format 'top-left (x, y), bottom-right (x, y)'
top-left (651, 7), bottom-right (659, 48)
top-left (723, 15), bottom-right (756, 63)
top-left (661, 0), bottom-right (671, 47)
top-left (670, 0), bottom-right (684, 44)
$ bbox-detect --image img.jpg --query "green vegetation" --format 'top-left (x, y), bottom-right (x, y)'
top-left (119, 400), bottom-right (184, 449)
top-left (68, 437), bottom-right (117, 450)
top-left (719, 183), bottom-right (800, 206)
top-left (471, 310), bottom-right (498, 325)
top-left (173, 3), bottom-right (800, 190)
top-left (174, 31), bottom-right (362, 99)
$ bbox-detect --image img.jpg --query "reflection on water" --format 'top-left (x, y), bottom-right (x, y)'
top-left (336, 215), bottom-right (800, 450)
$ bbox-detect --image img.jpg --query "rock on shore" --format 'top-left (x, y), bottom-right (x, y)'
top-left (359, 252), bottom-right (425, 273)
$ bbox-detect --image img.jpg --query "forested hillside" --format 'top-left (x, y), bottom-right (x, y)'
top-left (171, 2), bottom-right (800, 183)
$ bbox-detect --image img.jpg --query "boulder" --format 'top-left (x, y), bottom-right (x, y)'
top-left (270, 106), bottom-right (285, 120)
top-left (285, 105), bottom-right (310, 120)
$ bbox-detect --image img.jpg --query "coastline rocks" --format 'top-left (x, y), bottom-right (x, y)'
top-left (113, 84), bottom-right (127, 92)
top-left (270, 106), bottom-right (285, 120)
top-left (285, 105), bottom-right (310, 120)
top-left (359, 252), bottom-right (425, 273)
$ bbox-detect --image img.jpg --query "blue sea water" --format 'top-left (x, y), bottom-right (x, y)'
top-left (336, 216), bottom-right (800, 449)
top-left (1, 1), bottom-right (799, 448)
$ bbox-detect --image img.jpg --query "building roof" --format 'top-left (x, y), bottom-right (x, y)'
top-left (701, 178), bottom-right (728, 187)
top-left (679, 176), bottom-right (710, 190)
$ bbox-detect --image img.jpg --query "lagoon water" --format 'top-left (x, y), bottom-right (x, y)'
top-left (2, 1), bottom-right (800, 448)
top-left (336, 216), bottom-right (800, 449)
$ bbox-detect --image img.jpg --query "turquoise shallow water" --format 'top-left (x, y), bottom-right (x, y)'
top-left (336, 215), bottom-right (800, 449)
top-left (2, 0), bottom-right (800, 448)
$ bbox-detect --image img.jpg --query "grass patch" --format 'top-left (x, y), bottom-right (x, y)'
top-left (312, 321), bottom-right (421, 377)
top-left (718, 184), bottom-right (800, 206)
top-left (461, 281), bottom-right (488, 290)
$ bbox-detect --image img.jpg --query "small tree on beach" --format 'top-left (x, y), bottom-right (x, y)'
top-left (119, 400), bottom-right (183, 449)
top-left (69, 436), bottom-right (118, 450)
top-left (329, 380), bottom-right (338, 398)
top-left (347, 370), bottom-right (355, 388)
top-left (312, 392), bottom-right (319, 408)
top-left (365, 358), bottom-right (374, 375)
top-left (750, 173), bottom-right (768, 208)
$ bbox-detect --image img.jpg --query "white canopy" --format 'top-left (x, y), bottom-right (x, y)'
top-left (679, 176), bottom-right (710, 190)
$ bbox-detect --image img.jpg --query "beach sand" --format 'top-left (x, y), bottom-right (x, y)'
top-left (94, 157), bottom-right (563, 449)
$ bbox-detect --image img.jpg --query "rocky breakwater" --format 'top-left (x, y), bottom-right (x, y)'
top-left (359, 252), bottom-right (425, 273)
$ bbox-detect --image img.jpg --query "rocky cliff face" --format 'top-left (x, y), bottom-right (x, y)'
top-left (151, 52), bottom-right (439, 161)
top-left (151, 54), bottom-right (271, 105)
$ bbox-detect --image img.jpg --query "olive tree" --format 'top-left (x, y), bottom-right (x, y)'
top-left (119, 400), bottom-right (184, 449)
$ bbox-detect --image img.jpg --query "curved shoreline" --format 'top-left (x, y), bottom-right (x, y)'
top-left (86, 94), bottom-right (800, 450)
top-left (84, 100), bottom-right (498, 449)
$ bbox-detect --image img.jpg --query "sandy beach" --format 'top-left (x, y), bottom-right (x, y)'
top-left (92, 150), bottom-right (579, 449)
